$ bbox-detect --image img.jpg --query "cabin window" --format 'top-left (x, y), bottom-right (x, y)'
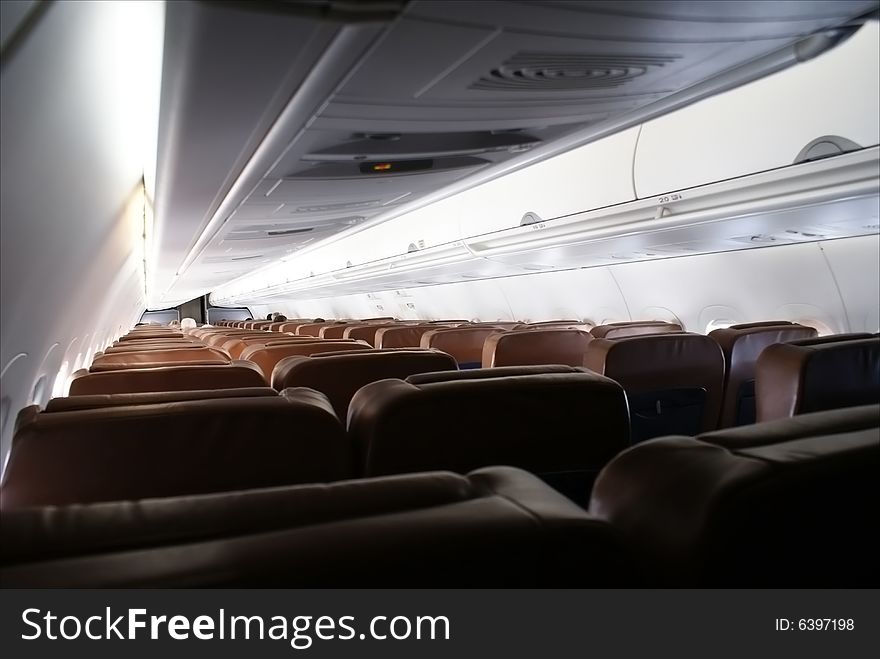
top-left (705, 319), bottom-right (738, 333)
top-left (52, 361), bottom-right (70, 398)
top-left (798, 319), bottom-right (835, 336)
top-left (30, 375), bottom-right (47, 406)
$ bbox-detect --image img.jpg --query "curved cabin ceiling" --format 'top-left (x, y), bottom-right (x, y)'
top-left (149, 0), bottom-right (879, 308)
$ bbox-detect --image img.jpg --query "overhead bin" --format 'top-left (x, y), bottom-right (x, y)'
top-left (466, 147), bottom-right (879, 271)
top-left (453, 127), bottom-right (639, 237)
top-left (634, 21), bottom-right (880, 199)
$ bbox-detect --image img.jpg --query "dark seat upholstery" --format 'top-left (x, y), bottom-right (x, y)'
top-left (43, 387), bottom-right (279, 412)
top-left (590, 321), bottom-right (682, 339)
top-left (481, 328), bottom-right (593, 367)
top-left (1, 389), bottom-right (350, 507)
top-left (272, 349), bottom-right (458, 418)
top-left (348, 366), bottom-right (629, 503)
top-left (584, 333), bottom-right (725, 441)
top-left (755, 335), bottom-right (880, 421)
top-left (710, 321), bottom-right (818, 427)
top-left (589, 405), bottom-right (880, 586)
top-left (0, 467), bottom-right (632, 587)
top-left (68, 362), bottom-right (267, 395)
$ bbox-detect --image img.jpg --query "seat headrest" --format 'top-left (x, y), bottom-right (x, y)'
top-left (0, 466), bottom-right (629, 587)
top-left (44, 387), bottom-right (280, 413)
top-left (697, 404), bottom-right (880, 449)
top-left (482, 328), bottom-right (593, 367)
top-left (405, 364), bottom-right (584, 385)
top-left (348, 369), bottom-right (629, 478)
top-left (589, 418), bottom-right (880, 586)
top-left (68, 361), bottom-right (267, 395)
top-left (1, 389), bottom-right (349, 507)
top-left (271, 349), bottom-right (458, 418)
top-left (240, 341), bottom-right (371, 380)
top-left (89, 347), bottom-right (230, 371)
top-left (590, 321), bottom-right (682, 339)
top-left (755, 335), bottom-right (880, 421)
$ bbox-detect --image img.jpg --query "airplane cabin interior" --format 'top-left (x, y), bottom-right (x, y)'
top-left (0, 1), bottom-right (878, 589)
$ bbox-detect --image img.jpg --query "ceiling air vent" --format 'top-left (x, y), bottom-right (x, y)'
top-left (471, 52), bottom-right (681, 91)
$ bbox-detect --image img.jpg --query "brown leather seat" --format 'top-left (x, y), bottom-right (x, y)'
top-left (104, 342), bottom-right (205, 353)
top-left (277, 321), bottom-right (312, 333)
top-left (709, 321), bottom-right (818, 427)
top-left (43, 387), bottom-right (279, 413)
top-left (2, 389), bottom-right (350, 508)
top-left (89, 347), bottom-right (230, 371)
top-left (375, 325), bottom-right (441, 349)
top-left (221, 335), bottom-right (316, 360)
top-left (420, 327), bottom-right (504, 368)
top-left (240, 341), bottom-right (371, 380)
top-left (591, 321), bottom-right (682, 339)
top-left (68, 362), bottom-right (267, 395)
top-left (204, 331), bottom-right (271, 348)
top-left (117, 331), bottom-right (184, 341)
top-left (589, 405), bottom-right (880, 586)
top-left (272, 349), bottom-right (458, 418)
top-left (0, 466), bottom-right (633, 587)
top-left (113, 337), bottom-right (198, 347)
top-left (295, 322), bottom-right (334, 337)
top-left (482, 328), bottom-right (592, 367)
top-left (585, 333), bottom-right (725, 441)
top-left (348, 366), bottom-right (629, 504)
top-left (343, 324), bottom-right (403, 347)
top-left (316, 324), bottom-right (351, 339)
top-left (755, 335), bottom-right (880, 422)
top-left (695, 403), bottom-right (880, 450)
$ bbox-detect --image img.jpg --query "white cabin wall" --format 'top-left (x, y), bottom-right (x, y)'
top-left (0, 2), bottom-right (164, 473)
top-left (254, 236), bottom-right (879, 335)
top-left (818, 234), bottom-right (880, 333)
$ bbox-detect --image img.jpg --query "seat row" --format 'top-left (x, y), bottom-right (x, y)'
top-left (75, 321), bottom-right (880, 442)
top-left (2, 403), bottom-right (876, 587)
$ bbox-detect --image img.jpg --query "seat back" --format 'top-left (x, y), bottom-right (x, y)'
top-left (348, 367), bottom-right (629, 503)
top-left (585, 333), bottom-right (725, 441)
top-left (710, 321), bottom-right (818, 427)
top-left (0, 466), bottom-right (631, 587)
top-left (272, 349), bottom-right (458, 419)
top-left (1, 389), bottom-right (350, 507)
top-left (591, 321), bottom-right (682, 339)
top-left (482, 328), bottom-right (592, 367)
top-left (375, 325), bottom-right (441, 349)
top-left (68, 362), bottom-right (267, 395)
top-left (755, 335), bottom-right (880, 421)
top-left (319, 323), bottom-right (358, 339)
top-left (420, 327), bottom-right (504, 368)
top-left (241, 341), bottom-right (371, 380)
top-left (343, 324), bottom-right (403, 346)
top-left (296, 322), bottom-right (335, 337)
top-left (589, 406), bottom-right (880, 586)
